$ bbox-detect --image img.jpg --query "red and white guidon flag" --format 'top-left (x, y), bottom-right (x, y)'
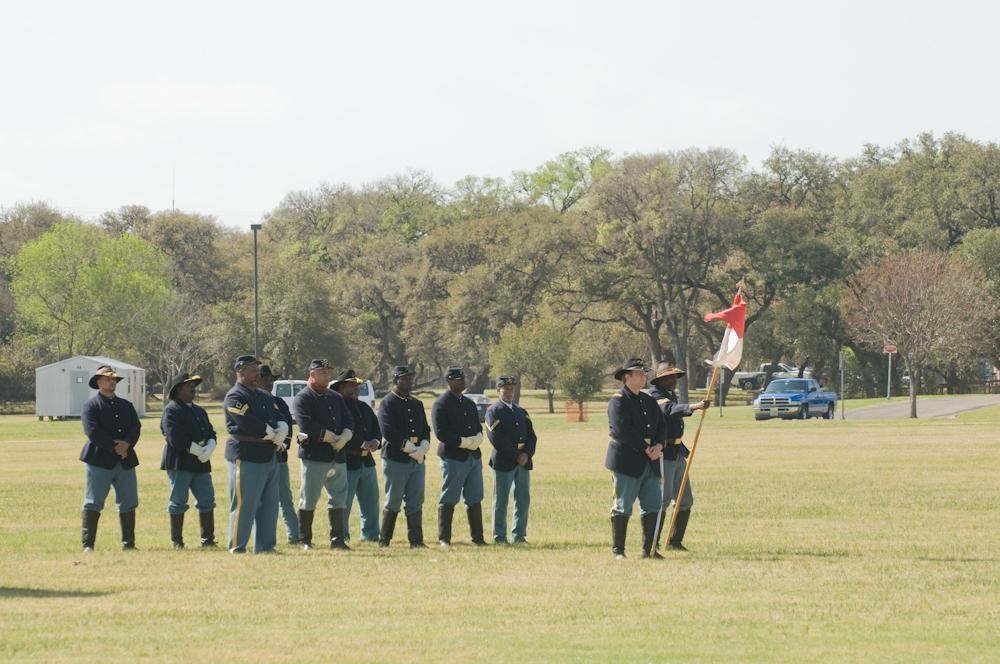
top-left (704, 293), bottom-right (747, 370)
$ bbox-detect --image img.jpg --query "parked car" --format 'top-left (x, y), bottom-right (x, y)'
top-left (732, 363), bottom-right (812, 391)
top-left (464, 393), bottom-right (491, 422)
top-left (752, 378), bottom-right (837, 420)
top-left (272, 378), bottom-right (376, 412)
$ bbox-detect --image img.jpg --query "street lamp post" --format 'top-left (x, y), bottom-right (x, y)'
top-left (251, 223), bottom-right (262, 358)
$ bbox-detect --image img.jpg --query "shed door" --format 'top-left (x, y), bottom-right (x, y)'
top-left (70, 371), bottom-right (91, 416)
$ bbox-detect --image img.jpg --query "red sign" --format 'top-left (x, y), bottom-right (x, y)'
top-left (883, 344), bottom-right (897, 353)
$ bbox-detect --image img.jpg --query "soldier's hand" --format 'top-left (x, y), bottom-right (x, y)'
top-left (698, 399), bottom-right (711, 410)
top-left (646, 443), bottom-right (663, 461)
top-left (517, 452), bottom-right (529, 466)
top-left (113, 441), bottom-right (129, 458)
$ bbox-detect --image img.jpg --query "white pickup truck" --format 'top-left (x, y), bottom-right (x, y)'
top-left (732, 363), bottom-right (811, 391)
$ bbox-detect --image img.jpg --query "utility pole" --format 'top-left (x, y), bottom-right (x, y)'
top-left (251, 223), bottom-right (263, 357)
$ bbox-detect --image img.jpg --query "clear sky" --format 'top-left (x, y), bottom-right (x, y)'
top-left (2, 1), bottom-right (997, 228)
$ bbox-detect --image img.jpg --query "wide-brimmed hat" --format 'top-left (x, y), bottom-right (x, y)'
top-left (308, 358), bottom-right (332, 372)
top-left (259, 365), bottom-right (281, 380)
top-left (167, 372), bottom-right (202, 399)
top-left (89, 365), bottom-right (124, 390)
top-left (392, 365), bottom-right (415, 380)
top-left (233, 355), bottom-right (260, 371)
top-left (651, 362), bottom-right (686, 383)
top-left (496, 375), bottom-right (517, 389)
top-left (613, 358), bottom-right (647, 381)
top-left (330, 368), bottom-right (363, 390)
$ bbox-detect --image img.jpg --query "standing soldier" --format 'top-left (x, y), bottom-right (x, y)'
top-left (648, 362), bottom-right (709, 553)
top-left (79, 365), bottom-right (141, 551)
top-left (377, 365), bottom-right (431, 548)
top-left (330, 369), bottom-right (381, 543)
top-left (485, 376), bottom-right (537, 545)
top-left (224, 355), bottom-right (286, 554)
top-left (605, 358), bottom-right (666, 560)
top-left (160, 372), bottom-right (218, 549)
top-left (257, 365), bottom-right (300, 546)
top-left (432, 366), bottom-right (486, 547)
top-left (292, 359), bottom-right (354, 550)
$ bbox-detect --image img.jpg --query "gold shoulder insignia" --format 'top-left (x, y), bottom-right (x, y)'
top-left (227, 402), bottom-right (249, 416)
top-left (657, 398), bottom-right (669, 405)
top-left (485, 420), bottom-right (500, 432)
top-left (611, 394), bottom-right (623, 398)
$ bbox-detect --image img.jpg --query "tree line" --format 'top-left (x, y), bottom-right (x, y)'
top-left (1, 132), bottom-right (997, 411)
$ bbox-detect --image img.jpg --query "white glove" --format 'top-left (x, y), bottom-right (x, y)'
top-left (409, 439), bottom-right (430, 463)
top-left (331, 428), bottom-right (351, 452)
top-left (200, 438), bottom-right (217, 462)
top-left (264, 425), bottom-right (278, 442)
top-left (274, 421), bottom-right (289, 443)
top-left (402, 440), bottom-right (419, 454)
top-left (188, 441), bottom-right (206, 457)
top-left (322, 429), bottom-right (337, 444)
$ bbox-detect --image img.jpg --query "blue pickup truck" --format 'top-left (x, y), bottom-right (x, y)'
top-left (752, 378), bottom-right (837, 420)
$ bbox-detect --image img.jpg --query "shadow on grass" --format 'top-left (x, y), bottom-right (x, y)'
top-left (0, 586), bottom-right (112, 599)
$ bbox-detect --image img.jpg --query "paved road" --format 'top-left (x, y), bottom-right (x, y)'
top-left (846, 394), bottom-right (1000, 419)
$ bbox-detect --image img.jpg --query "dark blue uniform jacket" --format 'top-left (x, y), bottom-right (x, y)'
top-left (378, 391), bottom-right (431, 464)
top-left (604, 386), bottom-right (666, 478)
top-left (160, 398), bottom-right (216, 473)
top-left (224, 381), bottom-right (279, 463)
top-left (647, 385), bottom-right (692, 461)
top-left (80, 393), bottom-right (141, 470)
top-left (485, 400), bottom-right (537, 472)
top-left (432, 391), bottom-right (483, 461)
top-left (293, 386), bottom-right (353, 463)
top-left (343, 398), bottom-right (381, 470)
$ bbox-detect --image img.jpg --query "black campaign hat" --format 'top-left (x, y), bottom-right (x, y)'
top-left (614, 358), bottom-right (647, 381)
top-left (89, 365), bottom-right (124, 390)
top-left (259, 365), bottom-right (281, 379)
top-left (496, 375), bottom-right (517, 389)
top-left (392, 365), bottom-right (415, 380)
top-left (167, 372), bottom-right (202, 399)
top-left (444, 366), bottom-right (465, 380)
top-left (233, 355), bottom-right (260, 371)
top-left (330, 368), bottom-right (363, 389)
top-left (308, 358), bottom-right (332, 372)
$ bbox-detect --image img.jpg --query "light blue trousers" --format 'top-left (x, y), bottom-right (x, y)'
top-left (277, 461), bottom-right (300, 542)
top-left (438, 456), bottom-right (484, 507)
top-left (660, 456), bottom-right (694, 511)
top-left (344, 465), bottom-right (380, 541)
top-left (492, 466), bottom-right (530, 542)
top-left (166, 470), bottom-right (215, 514)
top-left (227, 458), bottom-right (279, 554)
top-left (83, 463), bottom-right (138, 513)
top-left (610, 465), bottom-right (662, 517)
top-left (382, 458), bottom-right (425, 514)
top-left (298, 459), bottom-right (347, 511)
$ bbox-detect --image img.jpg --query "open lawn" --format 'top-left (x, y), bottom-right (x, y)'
top-left (1, 393), bottom-right (998, 662)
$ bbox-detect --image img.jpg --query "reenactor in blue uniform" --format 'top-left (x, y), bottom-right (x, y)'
top-left (160, 372), bottom-right (218, 549)
top-left (377, 365), bottom-right (431, 548)
top-left (432, 366), bottom-right (486, 547)
top-left (258, 365), bottom-right (300, 546)
top-left (223, 355), bottom-right (286, 554)
top-left (330, 369), bottom-right (381, 543)
top-left (605, 358), bottom-right (667, 559)
top-left (648, 362), bottom-right (709, 553)
top-left (292, 359), bottom-right (354, 550)
top-left (79, 365), bottom-right (142, 551)
top-left (484, 376), bottom-right (537, 544)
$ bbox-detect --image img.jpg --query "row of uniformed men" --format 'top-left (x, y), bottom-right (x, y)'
top-left (604, 358), bottom-right (710, 559)
top-left (78, 357), bottom-right (537, 553)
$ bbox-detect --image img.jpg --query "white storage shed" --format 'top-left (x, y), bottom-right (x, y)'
top-left (35, 356), bottom-right (147, 419)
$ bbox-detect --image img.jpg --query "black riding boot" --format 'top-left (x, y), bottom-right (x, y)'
top-left (299, 509), bottom-right (314, 549)
top-left (378, 509), bottom-right (398, 548)
top-left (82, 510), bottom-right (100, 552)
top-left (170, 513), bottom-right (185, 549)
top-left (199, 511), bottom-right (217, 548)
top-left (437, 504), bottom-right (454, 546)
top-left (329, 508), bottom-right (350, 550)
top-left (641, 512), bottom-right (663, 559)
top-left (467, 502), bottom-right (486, 546)
top-left (611, 514), bottom-right (629, 559)
top-left (119, 510), bottom-right (136, 550)
top-left (406, 510), bottom-right (427, 548)
top-left (668, 509), bottom-right (691, 551)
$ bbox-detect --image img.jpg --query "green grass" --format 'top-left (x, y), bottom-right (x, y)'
top-left (1, 394), bottom-right (998, 662)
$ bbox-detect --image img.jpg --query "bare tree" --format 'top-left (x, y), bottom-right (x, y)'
top-left (843, 251), bottom-right (994, 417)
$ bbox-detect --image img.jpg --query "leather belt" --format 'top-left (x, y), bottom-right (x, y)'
top-left (346, 450), bottom-right (369, 457)
top-left (517, 443), bottom-right (525, 450)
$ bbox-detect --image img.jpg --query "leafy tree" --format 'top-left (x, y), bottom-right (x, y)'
top-left (490, 315), bottom-right (572, 413)
top-left (557, 356), bottom-right (605, 422)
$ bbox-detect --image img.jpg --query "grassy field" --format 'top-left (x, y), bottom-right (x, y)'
top-left (1, 392), bottom-right (998, 662)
